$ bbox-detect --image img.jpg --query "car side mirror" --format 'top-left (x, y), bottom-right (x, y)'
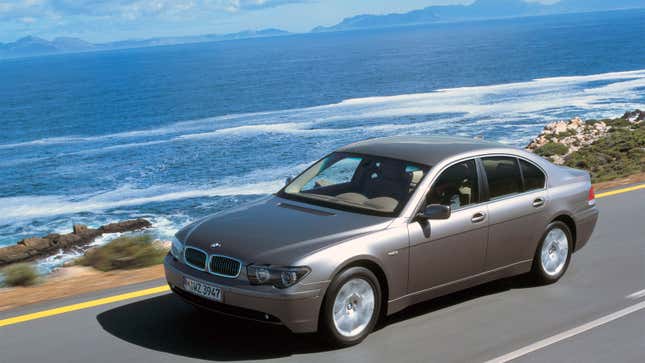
top-left (284, 176), bottom-right (293, 186)
top-left (417, 204), bottom-right (451, 221)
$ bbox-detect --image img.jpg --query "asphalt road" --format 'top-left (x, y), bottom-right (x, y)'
top-left (1, 188), bottom-right (644, 363)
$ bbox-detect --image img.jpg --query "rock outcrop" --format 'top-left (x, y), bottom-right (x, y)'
top-left (622, 109), bottom-right (645, 122)
top-left (526, 110), bottom-right (643, 164)
top-left (0, 219), bottom-right (151, 266)
top-left (526, 117), bottom-right (610, 164)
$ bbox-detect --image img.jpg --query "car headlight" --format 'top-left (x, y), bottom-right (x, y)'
top-left (247, 265), bottom-right (310, 289)
top-left (170, 236), bottom-right (185, 260)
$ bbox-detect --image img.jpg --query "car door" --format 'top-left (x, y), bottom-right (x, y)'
top-left (482, 156), bottom-right (548, 270)
top-left (408, 159), bottom-right (489, 293)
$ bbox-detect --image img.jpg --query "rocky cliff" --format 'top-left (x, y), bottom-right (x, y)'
top-left (527, 110), bottom-right (644, 182)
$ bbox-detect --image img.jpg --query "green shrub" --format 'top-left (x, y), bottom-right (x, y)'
top-left (534, 142), bottom-right (569, 157)
top-left (558, 129), bottom-right (577, 137)
top-left (1, 263), bottom-right (39, 287)
top-left (604, 117), bottom-right (632, 128)
top-left (565, 126), bottom-right (645, 182)
top-left (77, 234), bottom-right (167, 271)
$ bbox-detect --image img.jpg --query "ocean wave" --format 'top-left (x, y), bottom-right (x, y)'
top-left (0, 116), bottom-right (223, 150)
top-left (3, 69), bottom-right (644, 153)
top-left (177, 122), bottom-right (315, 139)
top-left (0, 181), bottom-right (280, 223)
top-left (4, 68), bottom-right (645, 271)
top-left (3, 69), bottom-right (645, 224)
top-left (74, 69), bottom-right (645, 142)
top-left (0, 158), bottom-right (313, 223)
top-left (0, 136), bottom-right (90, 149)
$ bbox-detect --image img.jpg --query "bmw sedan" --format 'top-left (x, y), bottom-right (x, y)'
top-left (164, 136), bottom-right (599, 346)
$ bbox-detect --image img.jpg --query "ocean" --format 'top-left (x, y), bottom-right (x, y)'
top-left (1, 9), bottom-right (644, 272)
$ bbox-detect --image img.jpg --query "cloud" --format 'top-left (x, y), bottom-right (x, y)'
top-left (0, 0), bottom-right (308, 21)
top-left (223, 0), bottom-right (312, 12)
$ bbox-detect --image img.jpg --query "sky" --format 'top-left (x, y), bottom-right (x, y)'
top-left (0, 0), bottom-right (562, 43)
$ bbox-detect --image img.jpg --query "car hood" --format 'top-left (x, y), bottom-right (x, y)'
top-left (180, 195), bottom-right (392, 264)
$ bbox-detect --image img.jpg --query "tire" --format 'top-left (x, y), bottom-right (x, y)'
top-left (319, 266), bottom-right (382, 347)
top-left (531, 221), bottom-right (573, 284)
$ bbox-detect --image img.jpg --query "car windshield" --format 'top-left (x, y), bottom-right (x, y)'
top-left (279, 152), bottom-right (430, 216)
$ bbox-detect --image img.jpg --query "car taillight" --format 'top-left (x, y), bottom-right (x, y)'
top-left (588, 186), bottom-right (595, 206)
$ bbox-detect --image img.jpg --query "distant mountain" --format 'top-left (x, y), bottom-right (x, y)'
top-left (102, 28), bottom-right (290, 50)
top-left (0, 28), bottom-right (290, 59)
top-left (3, 0), bottom-right (645, 58)
top-left (552, 0), bottom-right (645, 12)
top-left (0, 36), bottom-right (90, 57)
top-left (312, 0), bottom-right (645, 32)
top-left (51, 37), bottom-right (95, 51)
top-left (312, 8), bottom-right (440, 32)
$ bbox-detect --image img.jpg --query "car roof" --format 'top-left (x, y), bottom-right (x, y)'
top-left (336, 135), bottom-right (513, 166)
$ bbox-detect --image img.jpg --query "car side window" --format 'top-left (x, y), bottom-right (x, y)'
top-left (519, 159), bottom-right (545, 191)
top-left (482, 157), bottom-right (522, 199)
top-left (427, 159), bottom-right (479, 210)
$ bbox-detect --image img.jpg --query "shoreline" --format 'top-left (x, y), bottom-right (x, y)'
top-left (1, 109), bottom-right (642, 312)
top-left (1, 175), bottom-right (642, 313)
top-left (0, 219), bottom-right (152, 267)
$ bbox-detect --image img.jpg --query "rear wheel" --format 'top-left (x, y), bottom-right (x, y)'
top-left (320, 266), bottom-right (381, 347)
top-left (531, 221), bottom-right (572, 284)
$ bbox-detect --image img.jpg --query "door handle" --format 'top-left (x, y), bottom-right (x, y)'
top-left (532, 197), bottom-right (545, 207)
top-left (471, 212), bottom-right (486, 223)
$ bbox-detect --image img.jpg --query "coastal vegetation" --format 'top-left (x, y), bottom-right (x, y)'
top-left (565, 119), bottom-right (644, 182)
top-left (534, 142), bottom-right (569, 157)
top-left (76, 234), bottom-right (168, 272)
top-left (0, 110), bottom-right (641, 295)
top-left (1, 263), bottom-right (38, 287)
top-left (527, 110), bottom-right (644, 183)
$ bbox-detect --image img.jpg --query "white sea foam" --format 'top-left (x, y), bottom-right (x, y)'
top-left (0, 120), bottom-right (214, 150)
top-left (0, 136), bottom-right (90, 149)
top-left (3, 69), bottom-right (644, 152)
top-left (0, 157), bottom-right (315, 224)
top-left (0, 180), bottom-right (283, 222)
top-left (85, 69), bottom-right (645, 144)
top-left (5, 69), bottom-right (645, 270)
top-left (3, 69), bottom-right (645, 224)
top-left (177, 122), bottom-right (314, 139)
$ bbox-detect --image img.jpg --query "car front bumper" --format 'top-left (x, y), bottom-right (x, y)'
top-left (163, 255), bottom-right (325, 333)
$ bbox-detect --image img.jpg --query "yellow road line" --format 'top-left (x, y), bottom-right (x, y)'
top-left (596, 184), bottom-right (645, 198)
top-left (0, 285), bottom-right (169, 327)
top-left (0, 183), bottom-right (643, 329)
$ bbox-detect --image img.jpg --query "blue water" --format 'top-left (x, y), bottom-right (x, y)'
top-left (1, 10), bottom-right (644, 270)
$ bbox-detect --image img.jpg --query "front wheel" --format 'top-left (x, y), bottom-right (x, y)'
top-left (531, 221), bottom-right (573, 284)
top-left (319, 266), bottom-right (382, 347)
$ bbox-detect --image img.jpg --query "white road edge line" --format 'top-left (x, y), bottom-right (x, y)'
top-left (626, 289), bottom-right (645, 300)
top-left (484, 300), bottom-right (645, 363)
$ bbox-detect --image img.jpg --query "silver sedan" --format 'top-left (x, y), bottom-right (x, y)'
top-left (164, 136), bottom-right (599, 346)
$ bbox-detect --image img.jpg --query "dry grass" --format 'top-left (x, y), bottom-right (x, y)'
top-left (77, 234), bottom-right (167, 271)
top-left (0, 265), bottom-right (165, 312)
top-left (1, 263), bottom-right (39, 287)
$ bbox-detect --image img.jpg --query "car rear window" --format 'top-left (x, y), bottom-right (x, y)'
top-left (482, 157), bottom-right (522, 199)
top-left (519, 159), bottom-right (546, 191)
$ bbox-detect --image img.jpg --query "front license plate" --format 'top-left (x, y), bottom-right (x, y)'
top-left (183, 277), bottom-right (223, 302)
